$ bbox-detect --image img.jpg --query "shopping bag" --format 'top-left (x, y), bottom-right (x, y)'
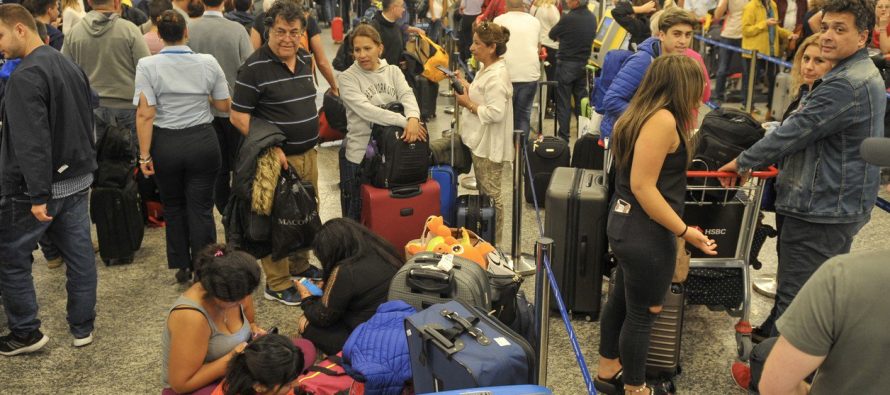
top-left (270, 167), bottom-right (322, 260)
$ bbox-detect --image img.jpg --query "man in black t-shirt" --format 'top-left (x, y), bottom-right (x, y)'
top-left (231, 0), bottom-right (320, 307)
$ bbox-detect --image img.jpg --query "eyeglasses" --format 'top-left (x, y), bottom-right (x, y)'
top-left (272, 29), bottom-right (303, 39)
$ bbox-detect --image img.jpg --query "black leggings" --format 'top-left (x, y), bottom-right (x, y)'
top-left (302, 321), bottom-right (352, 355)
top-left (598, 199), bottom-right (676, 386)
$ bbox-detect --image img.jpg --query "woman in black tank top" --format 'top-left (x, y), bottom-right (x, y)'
top-left (594, 55), bottom-right (718, 395)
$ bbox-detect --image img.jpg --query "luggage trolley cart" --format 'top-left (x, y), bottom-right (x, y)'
top-left (682, 166), bottom-right (778, 362)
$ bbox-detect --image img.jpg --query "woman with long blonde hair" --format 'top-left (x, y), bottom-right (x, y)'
top-left (595, 55), bottom-right (717, 395)
top-left (61, 0), bottom-right (85, 33)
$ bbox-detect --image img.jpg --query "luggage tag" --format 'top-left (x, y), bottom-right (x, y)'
top-left (614, 198), bottom-right (631, 214)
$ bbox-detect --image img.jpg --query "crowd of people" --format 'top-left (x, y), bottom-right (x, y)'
top-left (0, 0), bottom-right (887, 393)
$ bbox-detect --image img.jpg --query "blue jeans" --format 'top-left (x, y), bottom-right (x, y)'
top-left (555, 60), bottom-right (588, 140)
top-left (713, 37), bottom-right (742, 102)
top-left (339, 147), bottom-right (363, 221)
top-left (748, 336), bottom-right (777, 392)
top-left (0, 189), bottom-right (97, 338)
top-left (759, 215), bottom-right (866, 336)
top-left (512, 82), bottom-right (537, 136)
top-left (39, 235), bottom-right (60, 260)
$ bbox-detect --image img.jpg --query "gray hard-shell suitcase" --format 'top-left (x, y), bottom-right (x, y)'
top-left (646, 283), bottom-right (685, 379)
top-left (770, 71), bottom-right (794, 121)
top-left (544, 167), bottom-right (609, 320)
top-left (388, 252), bottom-right (492, 311)
top-left (609, 271), bottom-right (686, 380)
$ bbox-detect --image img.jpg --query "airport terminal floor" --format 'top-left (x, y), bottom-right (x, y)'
top-left (1, 23), bottom-right (890, 395)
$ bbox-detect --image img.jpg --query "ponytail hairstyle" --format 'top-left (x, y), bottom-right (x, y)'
top-left (223, 334), bottom-right (305, 395)
top-left (193, 244), bottom-right (261, 303)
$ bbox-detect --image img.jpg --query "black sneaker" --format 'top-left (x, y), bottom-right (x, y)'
top-left (0, 330), bottom-right (49, 356)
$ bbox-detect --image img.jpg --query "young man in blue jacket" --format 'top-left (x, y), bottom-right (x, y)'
top-left (720, 0), bottom-right (885, 339)
top-left (599, 7), bottom-right (700, 140)
top-left (0, 4), bottom-right (98, 356)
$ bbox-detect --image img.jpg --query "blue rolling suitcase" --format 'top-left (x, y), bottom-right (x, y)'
top-left (406, 300), bottom-right (536, 393)
top-left (431, 165), bottom-right (458, 225)
top-left (422, 385), bottom-right (553, 394)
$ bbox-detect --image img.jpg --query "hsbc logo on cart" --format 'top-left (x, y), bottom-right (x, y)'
top-left (704, 228), bottom-right (727, 235)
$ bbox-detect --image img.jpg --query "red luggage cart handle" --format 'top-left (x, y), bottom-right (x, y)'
top-left (686, 166), bottom-right (779, 179)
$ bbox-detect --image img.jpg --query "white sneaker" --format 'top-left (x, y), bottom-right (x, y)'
top-left (72, 333), bottom-right (93, 347)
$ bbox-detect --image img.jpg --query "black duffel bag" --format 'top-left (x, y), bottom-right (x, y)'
top-left (322, 88), bottom-right (347, 132)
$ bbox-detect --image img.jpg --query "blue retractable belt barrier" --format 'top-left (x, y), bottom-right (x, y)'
top-left (522, 144), bottom-right (596, 395)
top-left (877, 197), bottom-right (890, 213)
top-left (695, 34), bottom-right (890, 100)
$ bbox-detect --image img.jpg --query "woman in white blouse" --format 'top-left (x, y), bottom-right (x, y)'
top-left (530, 0), bottom-right (559, 115)
top-left (454, 21), bottom-right (513, 245)
top-left (61, 0), bottom-right (85, 33)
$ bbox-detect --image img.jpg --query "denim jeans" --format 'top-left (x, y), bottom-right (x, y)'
top-left (555, 60), bottom-right (588, 141)
top-left (0, 189), bottom-right (96, 338)
top-left (599, 203), bottom-right (676, 386)
top-left (759, 215), bottom-right (866, 336)
top-left (39, 235), bottom-right (60, 260)
top-left (339, 146), bottom-right (363, 221)
top-left (748, 336), bottom-right (778, 392)
top-left (512, 81), bottom-right (537, 136)
top-left (151, 124), bottom-right (221, 270)
top-left (713, 37), bottom-right (742, 102)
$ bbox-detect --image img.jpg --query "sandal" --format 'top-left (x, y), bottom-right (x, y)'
top-left (593, 369), bottom-right (623, 395)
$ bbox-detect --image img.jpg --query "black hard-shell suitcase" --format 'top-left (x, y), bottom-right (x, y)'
top-left (524, 136), bottom-right (570, 207)
top-left (646, 283), bottom-right (685, 380)
top-left (90, 174), bottom-right (144, 265)
top-left (455, 194), bottom-right (496, 243)
top-left (544, 167), bottom-right (608, 320)
top-left (388, 252), bottom-right (492, 311)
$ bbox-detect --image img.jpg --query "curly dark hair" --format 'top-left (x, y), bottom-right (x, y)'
top-left (222, 334), bottom-right (304, 395)
top-left (264, 0), bottom-right (306, 30)
top-left (821, 0), bottom-right (875, 33)
top-left (194, 244), bottom-right (261, 303)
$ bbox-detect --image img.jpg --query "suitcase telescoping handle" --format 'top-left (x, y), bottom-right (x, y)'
top-left (407, 268), bottom-right (454, 296)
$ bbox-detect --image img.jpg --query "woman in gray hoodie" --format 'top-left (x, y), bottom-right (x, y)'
top-left (337, 24), bottom-right (426, 220)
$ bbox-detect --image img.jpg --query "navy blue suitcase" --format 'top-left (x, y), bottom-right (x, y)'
top-left (456, 194), bottom-right (496, 243)
top-left (406, 300), bottom-right (536, 393)
top-left (431, 165), bottom-right (458, 225)
top-left (422, 385), bottom-right (553, 394)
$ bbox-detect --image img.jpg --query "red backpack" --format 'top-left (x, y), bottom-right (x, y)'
top-left (296, 353), bottom-right (358, 395)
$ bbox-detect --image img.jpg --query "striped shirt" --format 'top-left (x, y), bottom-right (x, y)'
top-left (232, 45), bottom-right (318, 155)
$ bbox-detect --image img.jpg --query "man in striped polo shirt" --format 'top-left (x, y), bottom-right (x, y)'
top-left (230, 0), bottom-right (320, 306)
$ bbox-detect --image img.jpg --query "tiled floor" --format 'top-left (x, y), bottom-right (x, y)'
top-left (1, 28), bottom-right (889, 394)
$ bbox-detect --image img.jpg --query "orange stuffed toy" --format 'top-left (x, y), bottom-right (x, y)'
top-left (405, 216), bottom-right (494, 270)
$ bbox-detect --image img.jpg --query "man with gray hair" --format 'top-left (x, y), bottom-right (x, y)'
top-left (493, 0), bottom-right (540, 136)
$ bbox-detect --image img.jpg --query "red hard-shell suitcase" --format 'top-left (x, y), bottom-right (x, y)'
top-left (360, 180), bottom-right (441, 255)
top-left (331, 17), bottom-right (344, 42)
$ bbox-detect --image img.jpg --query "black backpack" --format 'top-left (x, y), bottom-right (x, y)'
top-left (689, 108), bottom-right (765, 201)
top-left (366, 102), bottom-right (431, 189)
top-left (322, 89), bottom-right (348, 132)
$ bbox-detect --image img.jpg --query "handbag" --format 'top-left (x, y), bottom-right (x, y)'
top-left (673, 237), bottom-right (690, 283)
top-left (270, 167), bottom-right (322, 260)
